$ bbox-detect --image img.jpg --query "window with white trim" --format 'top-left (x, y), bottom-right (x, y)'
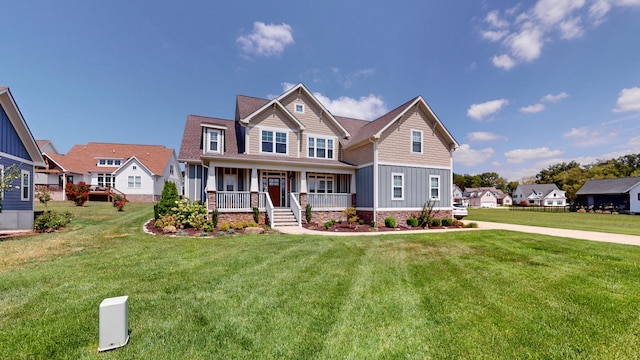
top-left (308, 136), bottom-right (334, 159)
top-left (392, 173), bottom-right (404, 200)
top-left (294, 103), bottom-right (304, 114)
top-left (128, 176), bottom-right (141, 188)
top-left (0, 165), bottom-right (4, 200)
top-left (308, 174), bottom-right (334, 193)
top-left (205, 128), bottom-right (222, 153)
top-left (261, 129), bottom-right (287, 154)
top-left (97, 173), bottom-right (115, 188)
top-left (411, 130), bottom-right (423, 154)
top-left (98, 159), bottom-right (122, 166)
top-left (21, 170), bottom-right (30, 201)
top-left (429, 175), bottom-right (440, 200)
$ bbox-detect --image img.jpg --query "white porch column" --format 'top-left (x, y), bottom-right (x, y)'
top-left (250, 167), bottom-right (259, 192)
top-left (350, 171), bottom-right (356, 193)
top-left (373, 141), bottom-right (379, 224)
top-left (207, 164), bottom-right (216, 192)
top-left (300, 170), bottom-right (307, 193)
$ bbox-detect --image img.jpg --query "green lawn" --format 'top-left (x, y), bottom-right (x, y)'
top-left (1, 202), bottom-right (640, 359)
top-left (467, 207), bottom-right (640, 236)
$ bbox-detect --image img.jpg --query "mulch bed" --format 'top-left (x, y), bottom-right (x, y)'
top-left (302, 222), bottom-right (464, 233)
top-left (143, 219), bottom-right (270, 237)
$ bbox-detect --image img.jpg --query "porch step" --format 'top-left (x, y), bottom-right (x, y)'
top-left (271, 208), bottom-right (299, 227)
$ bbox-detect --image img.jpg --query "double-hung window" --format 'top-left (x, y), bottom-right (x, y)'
top-left (411, 130), bottom-right (423, 154)
top-left (392, 173), bottom-right (404, 200)
top-left (429, 175), bottom-right (440, 200)
top-left (21, 170), bottom-right (30, 201)
top-left (261, 129), bottom-right (287, 154)
top-left (128, 176), bottom-right (141, 188)
top-left (308, 136), bottom-right (334, 159)
top-left (205, 128), bottom-right (222, 153)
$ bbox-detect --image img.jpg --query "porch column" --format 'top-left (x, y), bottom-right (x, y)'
top-left (299, 170), bottom-right (307, 208)
top-left (350, 173), bottom-right (356, 207)
top-left (250, 167), bottom-right (259, 208)
top-left (207, 164), bottom-right (217, 210)
top-left (62, 172), bottom-right (68, 201)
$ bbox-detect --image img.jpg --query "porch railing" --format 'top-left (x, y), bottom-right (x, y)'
top-left (307, 193), bottom-right (351, 209)
top-left (290, 193), bottom-right (302, 226)
top-left (265, 193), bottom-right (274, 228)
top-left (216, 191), bottom-right (251, 210)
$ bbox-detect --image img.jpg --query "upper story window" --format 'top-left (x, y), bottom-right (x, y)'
top-left (392, 173), bottom-right (404, 200)
top-left (429, 175), bottom-right (440, 201)
top-left (205, 128), bottom-right (222, 153)
top-left (98, 159), bottom-right (122, 166)
top-left (308, 136), bottom-right (334, 159)
top-left (411, 130), bottom-right (423, 154)
top-left (294, 103), bottom-right (304, 114)
top-left (169, 165), bottom-right (174, 175)
top-left (261, 129), bottom-right (287, 154)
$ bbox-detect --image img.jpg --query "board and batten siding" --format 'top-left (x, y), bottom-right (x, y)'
top-left (0, 105), bottom-right (30, 160)
top-left (377, 107), bottom-right (451, 168)
top-left (355, 165), bottom-right (374, 208)
top-left (247, 109), bottom-right (300, 157)
top-left (378, 165), bottom-right (451, 208)
top-left (185, 164), bottom-right (206, 202)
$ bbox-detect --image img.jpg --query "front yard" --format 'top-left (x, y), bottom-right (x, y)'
top-left (1, 202), bottom-right (639, 358)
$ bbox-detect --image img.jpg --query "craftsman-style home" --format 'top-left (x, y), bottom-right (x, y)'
top-left (179, 83), bottom-right (459, 227)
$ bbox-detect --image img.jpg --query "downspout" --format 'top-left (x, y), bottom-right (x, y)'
top-left (371, 137), bottom-right (379, 225)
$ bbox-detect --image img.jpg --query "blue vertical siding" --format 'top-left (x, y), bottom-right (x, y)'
top-left (0, 104), bottom-right (31, 160)
top-left (0, 158), bottom-right (33, 211)
top-left (378, 165), bottom-right (451, 208)
top-left (355, 166), bottom-right (374, 207)
top-left (186, 164), bottom-right (206, 202)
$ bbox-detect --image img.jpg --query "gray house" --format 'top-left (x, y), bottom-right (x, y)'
top-left (576, 177), bottom-right (640, 212)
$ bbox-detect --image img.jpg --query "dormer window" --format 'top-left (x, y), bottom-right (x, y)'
top-left (205, 128), bottom-right (223, 153)
top-left (294, 103), bottom-right (304, 114)
top-left (98, 159), bottom-right (122, 166)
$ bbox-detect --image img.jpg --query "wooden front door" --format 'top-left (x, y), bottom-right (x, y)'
top-left (268, 178), bottom-right (281, 207)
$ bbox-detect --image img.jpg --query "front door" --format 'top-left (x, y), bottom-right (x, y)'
top-left (268, 178), bottom-right (281, 207)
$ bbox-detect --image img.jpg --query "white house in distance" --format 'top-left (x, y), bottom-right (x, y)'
top-left (38, 142), bottom-right (182, 202)
top-left (513, 184), bottom-right (567, 206)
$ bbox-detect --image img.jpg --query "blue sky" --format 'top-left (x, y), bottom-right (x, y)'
top-left (2, 0), bottom-right (639, 181)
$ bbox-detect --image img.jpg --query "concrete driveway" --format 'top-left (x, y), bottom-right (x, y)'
top-left (278, 221), bottom-right (640, 247)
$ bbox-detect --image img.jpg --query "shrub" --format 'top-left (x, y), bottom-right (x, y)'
top-left (34, 210), bottom-right (72, 232)
top-left (305, 204), bottom-right (312, 223)
top-left (441, 218), bottom-right (453, 226)
top-left (154, 181), bottom-right (179, 219)
top-left (172, 198), bottom-right (209, 229)
top-left (219, 221), bottom-right (231, 232)
top-left (467, 222), bottom-right (478, 228)
top-left (324, 220), bottom-right (336, 230)
top-left (35, 186), bottom-right (52, 209)
top-left (453, 219), bottom-right (465, 227)
top-left (358, 219), bottom-right (364, 225)
top-left (217, 231), bottom-right (226, 237)
top-left (203, 220), bottom-right (215, 233)
top-left (417, 200), bottom-right (436, 228)
top-left (343, 206), bottom-right (359, 225)
top-left (155, 214), bottom-right (177, 228)
top-left (252, 207), bottom-right (260, 224)
top-left (370, 220), bottom-right (376, 227)
top-left (211, 209), bottom-right (219, 228)
top-left (430, 218), bottom-right (441, 227)
top-left (406, 217), bottom-right (418, 227)
top-left (246, 220), bottom-right (258, 227)
top-left (384, 217), bottom-right (396, 228)
top-left (227, 228), bottom-right (235, 235)
top-left (65, 182), bottom-right (91, 206)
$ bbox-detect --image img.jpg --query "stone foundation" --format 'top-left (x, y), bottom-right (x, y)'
top-left (308, 210), bottom-right (349, 225)
top-left (357, 209), bottom-right (453, 227)
top-left (217, 212), bottom-right (262, 225)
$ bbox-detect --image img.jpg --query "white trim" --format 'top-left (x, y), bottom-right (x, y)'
top-left (0, 151), bottom-right (36, 165)
top-left (200, 123), bottom-right (227, 130)
top-left (378, 161), bottom-right (451, 170)
top-left (0, 164), bottom-right (4, 200)
top-left (429, 175), bottom-right (440, 201)
top-left (307, 134), bottom-right (335, 160)
top-left (410, 129), bottom-right (423, 154)
top-left (20, 169), bottom-right (30, 201)
top-left (204, 128), bottom-right (223, 154)
top-left (392, 172), bottom-right (404, 200)
top-left (294, 103), bottom-right (305, 114)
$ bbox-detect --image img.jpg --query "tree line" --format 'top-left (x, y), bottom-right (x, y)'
top-left (455, 153), bottom-right (640, 202)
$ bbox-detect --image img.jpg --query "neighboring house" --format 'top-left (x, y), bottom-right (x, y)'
top-left (465, 187), bottom-right (498, 208)
top-left (494, 188), bottom-right (513, 206)
top-left (575, 177), bottom-right (640, 212)
top-left (34, 140), bottom-right (66, 200)
top-left (513, 184), bottom-right (567, 206)
top-left (452, 184), bottom-right (468, 207)
top-left (39, 142), bottom-right (182, 202)
top-left (179, 83), bottom-right (459, 227)
top-left (0, 87), bottom-right (46, 230)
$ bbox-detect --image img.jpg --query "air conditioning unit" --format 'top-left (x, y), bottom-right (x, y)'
top-left (98, 296), bottom-right (129, 352)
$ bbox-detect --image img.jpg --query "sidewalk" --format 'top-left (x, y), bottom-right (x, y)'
top-left (277, 221), bottom-right (640, 247)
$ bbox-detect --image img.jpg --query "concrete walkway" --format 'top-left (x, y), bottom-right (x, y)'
top-left (277, 221), bottom-right (640, 247)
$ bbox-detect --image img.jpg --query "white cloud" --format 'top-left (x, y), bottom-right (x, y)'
top-left (492, 54), bottom-right (517, 70)
top-left (480, 0), bottom-right (640, 69)
top-left (504, 147), bottom-right (563, 163)
top-left (562, 126), bottom-right (619, 147)
top-left (236, 22), bottom-right (294, 57)
top-left (613, 87), bottom-right (640, 113)
top-left (520, 103), bottom-right (545, 113)
top-left (453, 144), bottom-right (495, 166)
top-left (542, 92), bottom-right (569, 102)
top-left (467, 99), bottom-right (509, 121)
top-left (563, 126), bottom-right (591, 138)
top-left (314, 93), bottom-right (387, 120)
top-left (467, 131), bottom-right (506, 142)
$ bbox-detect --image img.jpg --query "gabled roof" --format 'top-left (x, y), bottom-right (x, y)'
top-left (516, 184), bottom-right (560, 197)
top-left (178, 115), bottom-right (237, 162)
top-left (342, 96), bottom-right (459, 150)
top-left (0, 86), bottom-right (46, 167)
top-left (576, 177), bottom-right (640, 195)
top-left (36, 140), bottom-right (60, 155)
top-left (237, 94), bottom-right (306, 131)
top-left (52, 142), bottom-right (174, 176)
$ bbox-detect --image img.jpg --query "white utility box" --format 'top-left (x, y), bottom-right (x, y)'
top-left (98, 296), bottom-right (129, 352)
